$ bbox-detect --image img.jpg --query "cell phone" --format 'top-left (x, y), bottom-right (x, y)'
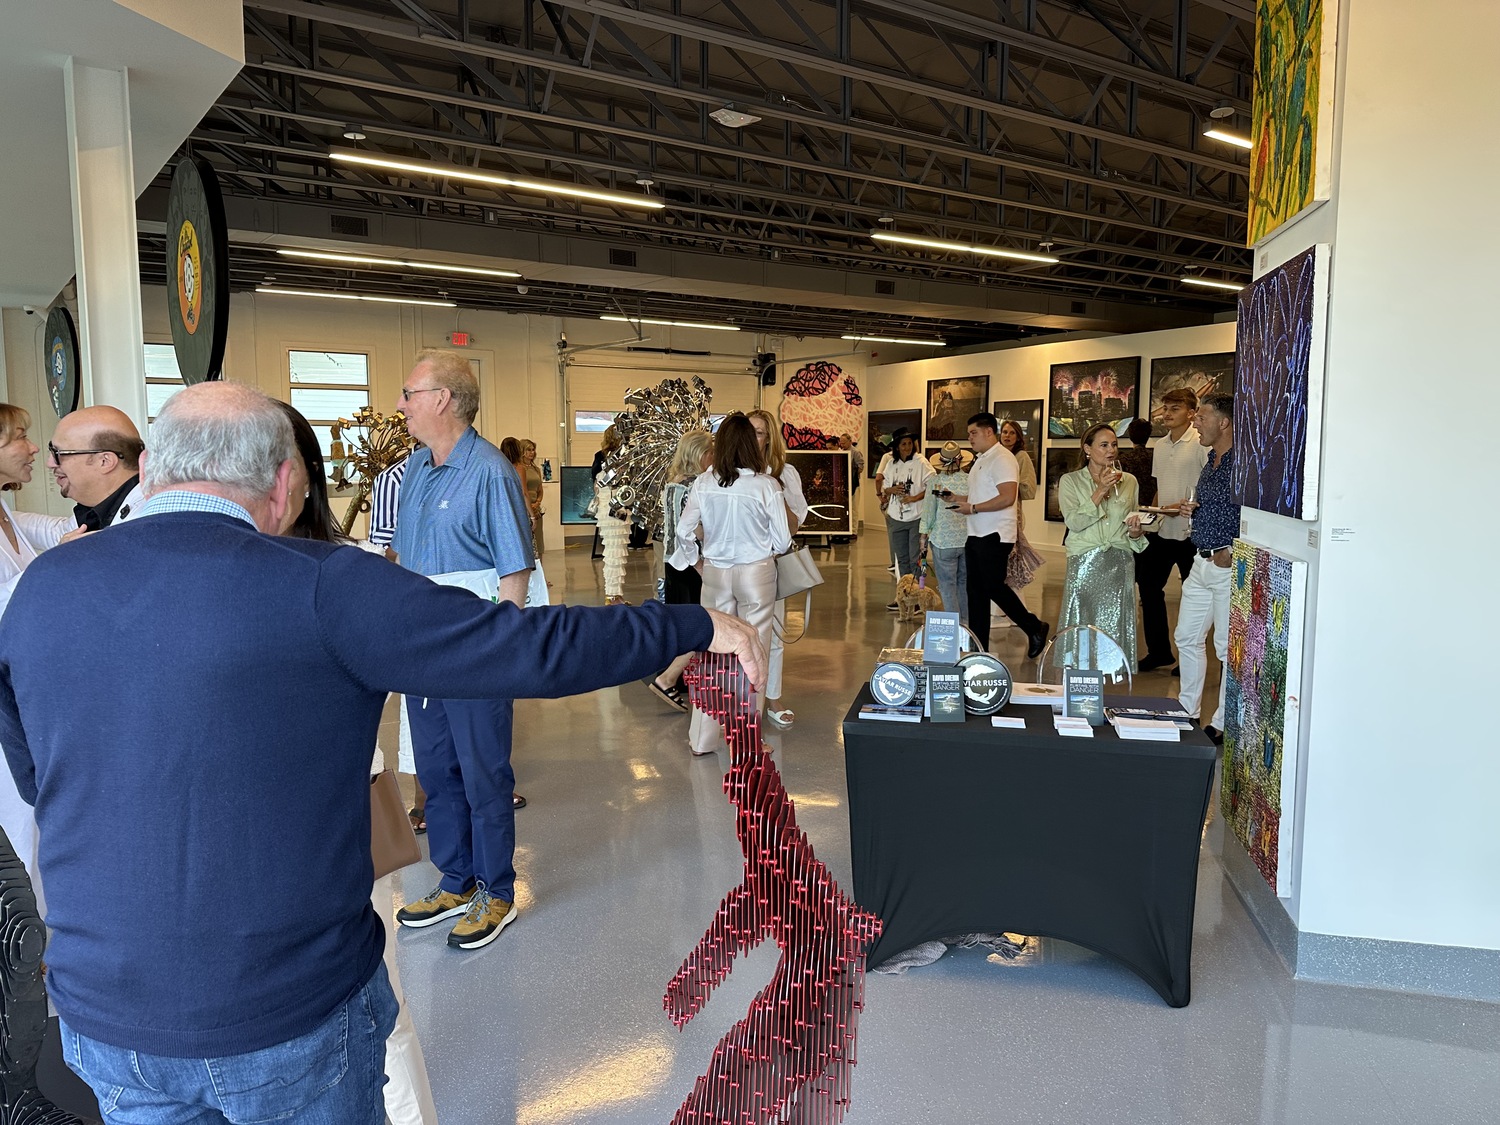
top-left (933, 488), bottom-right (952, 498)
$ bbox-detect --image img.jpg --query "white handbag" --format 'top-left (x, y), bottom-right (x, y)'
top-left (773, 546), bottom-right (824, 644)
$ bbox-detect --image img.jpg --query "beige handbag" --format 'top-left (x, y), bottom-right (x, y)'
top-left (774, 546), bottom-right (824, 644)
top-left (370, 770), bottom-right (422, 880)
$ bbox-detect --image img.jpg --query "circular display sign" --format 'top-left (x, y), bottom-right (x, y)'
top-left (43, 306), bottom-right (80, 419)
top-left (870, 662), bottom-right (918, 708)
top-left (164, 156), bottom-right (229, 384)
top-left (958, 652), bottom-right (1013, 715)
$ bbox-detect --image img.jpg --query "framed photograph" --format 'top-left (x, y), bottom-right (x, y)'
top-left (992, 399), bottom-right (1043, 451)
top-left (866, 409), bottom-right (921, 478)
top-left (925, 375), bottom-right (988, 441)
top-left (1048, 357), bottom-right (1141, 438)
top-left (786, 451), bottom-right (852, 536)
top-left (559, 465), bottom-right (596, 524)
top-left (1147, 353), bottom-right (1236, 437)
top-left (1044, 448), bottom-right (1084, 523)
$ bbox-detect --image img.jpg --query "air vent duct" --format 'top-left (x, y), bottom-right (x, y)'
top-left (330, 214), bottom-right (370, 237)
top-left (609, 248), bottom-right (638, 267)
top-left (874, 279), bottom-right (895, 295)
top-left (1070, 300), bottom-right (1088, 314)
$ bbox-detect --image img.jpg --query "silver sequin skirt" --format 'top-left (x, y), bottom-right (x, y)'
top-left (1057, 547), bottom-right (1139, 674)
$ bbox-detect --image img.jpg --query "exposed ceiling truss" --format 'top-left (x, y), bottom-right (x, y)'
top-left (152, 0), bottom-right (1257, 342)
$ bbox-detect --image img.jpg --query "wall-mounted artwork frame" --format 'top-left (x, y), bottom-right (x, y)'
top-left (1048, 357), bottom-right (1140, 439)
top-left (991, 399), bottom-right (1043, 452)
top-left (925, 376), bottom-right (988, 442)
top-left (866, 409), bottom-right (921, 478)
top-left (1044, 448), bottom-right (1084, 522)
top-left (787, 451), bottom-right (852, 536)
top-left (1147, 354), bottom-right (1236, 437)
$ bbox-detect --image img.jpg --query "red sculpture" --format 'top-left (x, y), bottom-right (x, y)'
top-left (666, 652), bottom-right (882, 1124)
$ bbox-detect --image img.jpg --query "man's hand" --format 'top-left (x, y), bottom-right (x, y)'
top-left (702, 608), bottom-right (768, 690)
top-left (59, 527), bottom-right (92, 545)
top-left (1212, 548), bottom-right (1232, 569)
top-left (956, 499), bottom-right (976, 516)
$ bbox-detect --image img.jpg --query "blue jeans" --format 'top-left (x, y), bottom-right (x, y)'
top-left (60, 965), bottom-right (397, 1124)
top-left (885, 517), bottom-right (921, 579)
top-left (408, 695), bottom-right (517, 901)
top-left (930, 545), bottom-right (968, 623)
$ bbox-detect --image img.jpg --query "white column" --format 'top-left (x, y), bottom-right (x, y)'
top-left (64, 59), bottom-right (147, 430)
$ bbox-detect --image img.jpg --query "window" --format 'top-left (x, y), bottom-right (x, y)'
top-left (289, 351), bottom-right (370, 458)
top-left (143, 343), bottom-right (187, 420)
top-left (573, 410), bottom-right (616, 433)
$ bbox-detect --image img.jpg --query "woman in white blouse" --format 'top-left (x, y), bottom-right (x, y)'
top-left (747, 409), bottom-right (804, 728)
top-left (0, 404), bottom-right (72, 907)
top-left (671, 414), bottom-right (791, 756)
top-left (879, 431), bottom-right (932, 608)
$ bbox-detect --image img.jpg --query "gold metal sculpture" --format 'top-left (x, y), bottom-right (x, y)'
top-left (329, 407), bottom-right (416, 537)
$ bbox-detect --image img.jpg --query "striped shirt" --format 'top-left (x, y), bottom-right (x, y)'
top-left (366, 457), bottom-right (409, 548)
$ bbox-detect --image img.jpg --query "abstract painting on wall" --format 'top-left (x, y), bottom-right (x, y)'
top-left (1048, 356), bottom-right (1140, 438)
top-left (1248, 0), bottom-right (1338, 244)
top-left (1234, 244), bottom-right (1329, 520)
top-left (1223, 540), bottom-right (1308, 897)
top-left (1147, 353), bottom-right (1236, 438)
top-left (779, 361), bottom-right (863, 449)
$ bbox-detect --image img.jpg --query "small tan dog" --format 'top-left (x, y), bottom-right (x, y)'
top-left (895, 573), bottom-right (944, 620)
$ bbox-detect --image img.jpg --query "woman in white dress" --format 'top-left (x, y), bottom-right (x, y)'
top-left (747, 410), bottom-right (805, 728)
top-left (0, 405), bottom-right (75, 907)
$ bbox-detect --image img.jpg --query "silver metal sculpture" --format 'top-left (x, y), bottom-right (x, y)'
top-left (597, 375), bottom-right (714, 535)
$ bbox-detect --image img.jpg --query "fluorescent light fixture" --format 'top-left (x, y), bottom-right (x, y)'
top-left (841, 334), bottom-right (946, 347)
top-left (709, 106), bottom-right (761, 128)
top-left (600, 314), bottom-right (740, 332)
top-left (871, 231), bottom-right (1058, 265)
top-left (329, 149), bottom-right (666, 210)
top-left (1181, 275), bottom-right (1246, 292)
top-left (1201, 126), bottom-right (1253, 149)
top-left (275, 248), bottom-right (521, 279)
top-left (255, 286), bottom-right (456, 308)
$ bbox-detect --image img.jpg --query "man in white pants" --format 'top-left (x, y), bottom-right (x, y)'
top-left (1172, 394), bottom-right (1239, 744)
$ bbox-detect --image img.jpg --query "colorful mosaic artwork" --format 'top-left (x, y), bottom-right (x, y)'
top-left (779, 361), bottom-right (863, 450)
top-left (670, 653), bottom-right (881, 1124)
top-left (1223, 541), bottom-right (1307, 896)
top-left (1234, 244), bottom-right (1327, 520)
top-left (1248, 0), bottom-right (1336, 244)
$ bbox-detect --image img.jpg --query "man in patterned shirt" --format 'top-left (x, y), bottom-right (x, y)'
top-left (1174, 394), bottom-right (1239, 744)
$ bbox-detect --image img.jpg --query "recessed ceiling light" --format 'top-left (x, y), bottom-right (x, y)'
top-left (1180, 275), bottom-right (1246, 292)
top-left (709, 105), bottom-right (762, 128)
top-left (255, 286), bottom-right (456, 307)
top-left (871, 231), bottom-right (1059, 265)
top-left (600, 314), bottom-right (740, 332)
top-left (876, 213), bottom-right (895, 225)
top-left (841, 334), bottom-right (946, 347)
top-left (342, 125), bottom-right (367, 141)
top-left (275, 248), bottom-right (522, 279)
top-left (1208, 102), bottom-right (1236, 120)
top-left (329, 149), bottom-right (666, 210)
top-left (1201, 125), bottom-right (1253, 149)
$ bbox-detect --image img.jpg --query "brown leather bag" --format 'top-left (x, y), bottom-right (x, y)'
top-left (370, 770), bottom-right (421, 879)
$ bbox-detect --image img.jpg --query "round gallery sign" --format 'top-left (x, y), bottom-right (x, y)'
top-left (958, 652), bottom-right (1012, 715)
top-left (870, 662), bottom-right (918, 708)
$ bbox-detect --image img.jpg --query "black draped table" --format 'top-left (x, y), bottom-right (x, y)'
top-left (842, 688), bottom-right (1216, 1007)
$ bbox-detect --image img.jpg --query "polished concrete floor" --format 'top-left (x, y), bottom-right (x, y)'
top-left (382, 533), bottom-right (1500, 1125)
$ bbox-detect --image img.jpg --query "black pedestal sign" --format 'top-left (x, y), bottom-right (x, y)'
top-left (164, 156), bottom-right (229, 384)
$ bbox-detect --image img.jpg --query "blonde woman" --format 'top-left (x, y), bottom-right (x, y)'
top-left (747, 409), bottom-right (805, 728)
top-left (672, 415), bottom-right (790, 755)
top-left (644, 429), bottom-right (714, 710)
top-left (1057, 422), bottom-right (1148, 671)
top-left (519, 439), bottom-right (545, 555)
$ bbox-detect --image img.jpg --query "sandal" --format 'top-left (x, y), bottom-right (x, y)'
top-left (644, 677), bottom-right (689, 713)
top-left (513, 793), bottom-right (528, 810)
top-left (766, 708), bottom-right (795, 728)
top-left (408, 807), bottom-right (427, 835)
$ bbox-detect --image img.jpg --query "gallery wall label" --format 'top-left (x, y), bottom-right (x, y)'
top-left (165, 156), bottom-right (230, 384)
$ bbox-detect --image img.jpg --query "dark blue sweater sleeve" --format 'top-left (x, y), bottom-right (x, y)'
top-left (0, 666), bottom-right (35, 805)
top-left (315, 548), bottom-right (714, 699)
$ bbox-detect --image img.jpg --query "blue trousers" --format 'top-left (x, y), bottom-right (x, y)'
top-left (407, 695), bottom-right (517, 902)
top-left (930, 545), bottom-right (968, 623)
top-left (61, 965), bottom-right (397, 1124)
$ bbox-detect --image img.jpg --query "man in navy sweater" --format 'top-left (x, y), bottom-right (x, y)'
top-left (0, 382), bottom-right (764, 1124)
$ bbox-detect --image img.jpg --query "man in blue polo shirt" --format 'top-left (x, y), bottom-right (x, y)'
top-left (389, 349), bottom-right (539, 950)
top-left (1174, 393), bottom-right (1239, 745)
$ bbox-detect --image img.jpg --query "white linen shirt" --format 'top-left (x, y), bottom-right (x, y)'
top-left (1150, 426), bottom-right (1210, 541)
top-left (778, 463), bottom-right (809, 525)
top-left (670, 468), bottom-right (792, 569)
top-left (965, 443), bottom-right (1020, 542)
top-left (883, 455), bottom-right (931, 523)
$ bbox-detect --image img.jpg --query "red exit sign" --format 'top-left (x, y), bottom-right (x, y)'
top-left (449, 331), bottom-right (470, 347)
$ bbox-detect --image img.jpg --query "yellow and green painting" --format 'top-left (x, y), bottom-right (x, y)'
top-left (1248, 0), bottom-right (1334, 245)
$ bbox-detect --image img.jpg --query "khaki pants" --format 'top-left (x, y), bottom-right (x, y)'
top-left (689, 557), bottom-right (778, 754)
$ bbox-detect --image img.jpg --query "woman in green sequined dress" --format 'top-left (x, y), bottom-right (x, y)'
top-left (1057, 422), bottom-right (1148, 672)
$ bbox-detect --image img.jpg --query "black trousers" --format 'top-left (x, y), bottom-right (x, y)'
top-left (1135, 535), bottom-right (1196, 660)
top-left (965, 534), bottom-right (1044, 652)
top-left (663, 561), bottom-right (703, 606)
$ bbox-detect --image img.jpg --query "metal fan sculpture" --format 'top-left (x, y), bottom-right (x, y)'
top-left (329, 408), bottom-right (417, 537)
top-left (598, 376), bottom-right (713, 535)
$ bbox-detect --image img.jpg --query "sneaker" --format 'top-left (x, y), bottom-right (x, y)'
top-left (886, 601), bottom-right (899, 612)
top-left (447, 884), bottom-right (517, 950)
top-left (397, 885), bottom-right (477, 929)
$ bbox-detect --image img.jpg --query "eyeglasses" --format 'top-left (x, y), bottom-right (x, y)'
top-left (47, 442), bottom-right (112, 461)
top-left (399, 386), bottom-right (443, 402)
